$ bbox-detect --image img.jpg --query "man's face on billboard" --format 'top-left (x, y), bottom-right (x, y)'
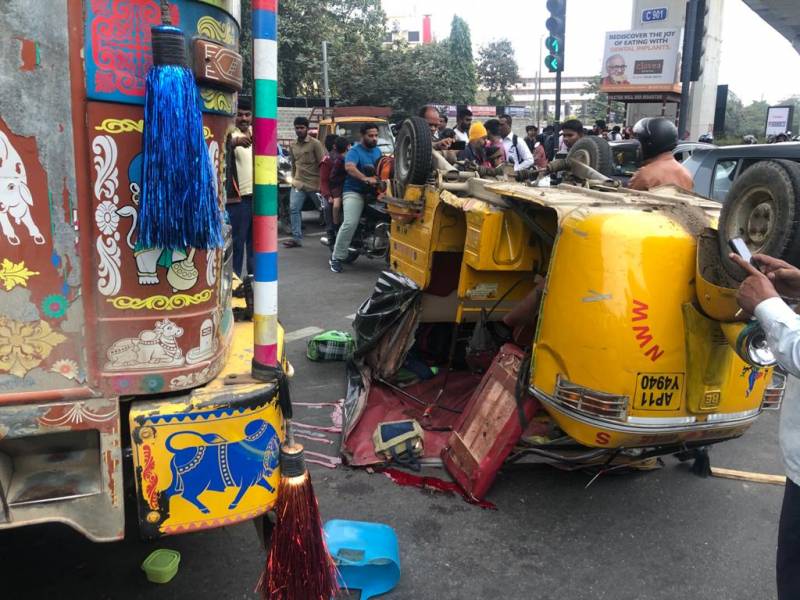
top-left (606, 56), bottom-right (627, 83)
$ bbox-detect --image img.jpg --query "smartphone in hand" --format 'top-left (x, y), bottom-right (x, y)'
top-left (728, 237), bottom-right (754, 265)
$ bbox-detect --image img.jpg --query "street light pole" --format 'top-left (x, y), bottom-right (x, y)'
top-left (537, 34), bottom-right (543, 126)
top-left (321, 41), bottom-right (330, 109)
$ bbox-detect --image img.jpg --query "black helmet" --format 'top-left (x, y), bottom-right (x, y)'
top-left (633, 117), bottom-right (679, 160)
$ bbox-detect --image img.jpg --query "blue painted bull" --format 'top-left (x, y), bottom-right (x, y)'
top-left (163, 419), bottom-right (280, 514)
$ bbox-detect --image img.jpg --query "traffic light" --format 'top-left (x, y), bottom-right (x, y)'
top-left (545, 0), bottom-right (566, 73)
top-left (690, 0), bottom-right (708, 81)
top-left (681, 0), bottom-right (708, 82)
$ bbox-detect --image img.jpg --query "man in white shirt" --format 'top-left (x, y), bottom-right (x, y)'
top-left (453, 107), bottom-right (473, 142)
top-left (731, 251), bottom-right (800, 600)
top-left (498, 114), bottom-right (534, 171)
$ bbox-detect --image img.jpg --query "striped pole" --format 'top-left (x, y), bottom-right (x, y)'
top-left (251, 0), bottom-right (279, 370)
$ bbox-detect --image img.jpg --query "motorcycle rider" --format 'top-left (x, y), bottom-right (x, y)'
top-left (330, 123), bottom-right (382, 273)
top-left (628, 117), bottom-right (693, 192)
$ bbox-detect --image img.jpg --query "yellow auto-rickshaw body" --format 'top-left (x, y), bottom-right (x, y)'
top-left (387, 174), bottom-right (783, 454)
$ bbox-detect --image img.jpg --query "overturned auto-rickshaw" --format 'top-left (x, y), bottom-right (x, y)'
top-left (0, 0), bottom-right (286, 542)
top-left (342, 117), bottom-right (788, 496)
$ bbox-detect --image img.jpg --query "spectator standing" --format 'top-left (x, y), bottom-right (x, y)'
top-left (286, 116), bottom-right (325, 248)
top-left (560, 119), bottom-right (584, 151)
top-left (438, 113), bottom-right (448, 137)
top-left (609, 125), bottom-right (623, 141)
top-left (319, 134), bottom-right (338, 246)
top-left (524, 125), bottom-right (539, 153)
top-left (420, 105), bottom-right (454, 151)
top-left (454, 107), bottom-right (473, 142)
top-left (225, 95), bottom-right (254, 279)
top-left (458, 121), bottom-right (489, 166)
top-left (326, 136), bottom-right (349, 246)
top-left (728, 252), bottom-right (800, 600)
top-left (330, 124), bottom-right (382, 273)
top-left (484, 119), bottom-right (507, 167)
top-left (498, 114), bottom-right (534, 171)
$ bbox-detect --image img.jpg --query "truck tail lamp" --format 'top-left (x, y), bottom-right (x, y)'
top-left (554, 376), bottom-right (628, 421)
top-left (762, 370), bottom-right (786, 411)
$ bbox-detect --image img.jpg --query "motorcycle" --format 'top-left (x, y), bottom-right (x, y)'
top-left (320, 166), bottom-right (391, 264)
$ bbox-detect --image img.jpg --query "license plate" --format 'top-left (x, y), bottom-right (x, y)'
top-left (634, 373), bottom-right (684, 411)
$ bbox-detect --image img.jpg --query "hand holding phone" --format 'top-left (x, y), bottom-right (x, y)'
top-left (728, 237), bottom-right (753, 265)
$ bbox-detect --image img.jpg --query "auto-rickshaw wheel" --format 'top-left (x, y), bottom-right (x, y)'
top-left (718, 159), bottom-right (800, 279)
top-left (394, 116), bottom-right (433, 189)
top-left (567, 136), bottom-right (614, 176)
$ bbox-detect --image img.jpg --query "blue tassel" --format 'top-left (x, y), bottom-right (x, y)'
top-left (138, 26), bottom-right (223, 251)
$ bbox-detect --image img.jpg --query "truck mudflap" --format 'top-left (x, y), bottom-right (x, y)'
top-left (0, 397), bottom-right (124, 542)
top-left (129, 383), bottom-right (283, 539)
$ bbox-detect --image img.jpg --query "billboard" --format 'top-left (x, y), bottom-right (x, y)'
top-left (765, 106), bottom-right (794, 137)
top-left (600, 29), bottom-right (680, 93)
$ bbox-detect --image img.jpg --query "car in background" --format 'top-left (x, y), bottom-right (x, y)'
top-left (609, 140), bottom-right (715, 182)
top-left (682, 142), bottom-right (800, 201)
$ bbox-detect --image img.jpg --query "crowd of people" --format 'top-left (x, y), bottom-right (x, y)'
top-left (226, 100), bottom-right (699, 287)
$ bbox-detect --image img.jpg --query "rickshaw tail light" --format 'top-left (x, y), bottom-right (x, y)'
top-left (554, 376), bottom-right (628, 421)
top-left (762, 371), bottom-right (787, 411)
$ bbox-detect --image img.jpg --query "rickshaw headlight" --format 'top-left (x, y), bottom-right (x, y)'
top-left (737, 323), bottom-right (777, 368)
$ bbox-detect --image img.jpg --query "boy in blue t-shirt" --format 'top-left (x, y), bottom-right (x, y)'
top-left (330, 123), bottom-right (382, 273)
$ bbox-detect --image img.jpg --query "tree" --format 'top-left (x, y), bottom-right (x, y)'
top-left (581, 76), bottom-right (624, 123)
top-left (271, 0), bottom-right (385, 98)
top-left (334, 41), bottom-right (453, 117)
top-left (446, 16), bottom-right (477, 105)
top-left (477, 39), bottom-right (520, 106)
top-left (723, 91), bottom-right (744, 138)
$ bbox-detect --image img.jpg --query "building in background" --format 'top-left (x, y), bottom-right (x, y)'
top-left (505, 74), bottom-right (598, 124)
top-left (383, 12), bottom-right (433, 46)
top-left (625, 0), bottom-right (724, 139)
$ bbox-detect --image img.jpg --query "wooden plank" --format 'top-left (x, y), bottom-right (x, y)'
top-left (710, 467), bottom-right (786, 486)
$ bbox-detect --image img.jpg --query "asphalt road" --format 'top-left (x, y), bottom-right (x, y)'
top-left (0, 221), bottom-right (788, 600)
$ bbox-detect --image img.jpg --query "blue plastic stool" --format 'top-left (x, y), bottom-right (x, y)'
top-left (324, 519), bottom-right (401, 599)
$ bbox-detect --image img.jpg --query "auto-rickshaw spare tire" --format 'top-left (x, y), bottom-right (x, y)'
top-left (567, 136), bottom-right (614, 176)
top-left (394, 117), bottom-right (433, 189)
top-left (718, 159), bottom-right (800, 279)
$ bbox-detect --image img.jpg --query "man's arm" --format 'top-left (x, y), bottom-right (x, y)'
top-left (732, 253), bottom-right (800, 376)
top-left (345, 161), bottom-right (376, 186)
top-left (290, 146), bottom-right (297, 179)
top-left (515, 137), bottom-right (534, 171)
top-left (755, 298), bottom-right (800, 378)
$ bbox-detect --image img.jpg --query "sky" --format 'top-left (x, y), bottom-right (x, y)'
top-left (381, 0), bottom-right (800, 105)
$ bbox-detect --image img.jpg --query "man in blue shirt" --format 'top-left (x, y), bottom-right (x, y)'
top-left (329, 123), bottom-right (382, 273)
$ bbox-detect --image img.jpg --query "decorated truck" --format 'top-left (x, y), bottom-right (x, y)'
top-left (0, 0), bottom-right (284, 541)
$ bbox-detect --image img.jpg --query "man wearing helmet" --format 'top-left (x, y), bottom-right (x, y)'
top-left (628, 117), bottom-right (693, 192)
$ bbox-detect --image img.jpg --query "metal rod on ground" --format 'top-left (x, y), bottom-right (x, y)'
top-left (678, 0), bottom-right (698, 138)
top-left (322, 41), bottom-right (330, 109)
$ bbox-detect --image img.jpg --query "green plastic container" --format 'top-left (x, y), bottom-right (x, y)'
top-left (141, 549), bottom-right (181, 584)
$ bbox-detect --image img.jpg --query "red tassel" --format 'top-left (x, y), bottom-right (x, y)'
top-left (256, 453), bottom-right (340, 600)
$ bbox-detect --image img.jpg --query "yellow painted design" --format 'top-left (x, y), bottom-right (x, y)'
top-left (200, 89), bottom-right (233, 113)
top-left (0, 259), bottom-right (39, 290)
top-left (95, 119), bottom-right (213, 140)
top-left (107, 290), bottom-right (212, 311)
top-left (197, 16), bottom-right (235, 44)
top-left (129, 386), bottom-right (282, 535)
top-left (254, 156), bottom-right (278, 185)
top-left (0, 318), bottom-right (66, 378)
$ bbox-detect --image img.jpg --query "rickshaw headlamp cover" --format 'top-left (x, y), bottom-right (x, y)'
top-left (736, 323), bottom-right (777, 368)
